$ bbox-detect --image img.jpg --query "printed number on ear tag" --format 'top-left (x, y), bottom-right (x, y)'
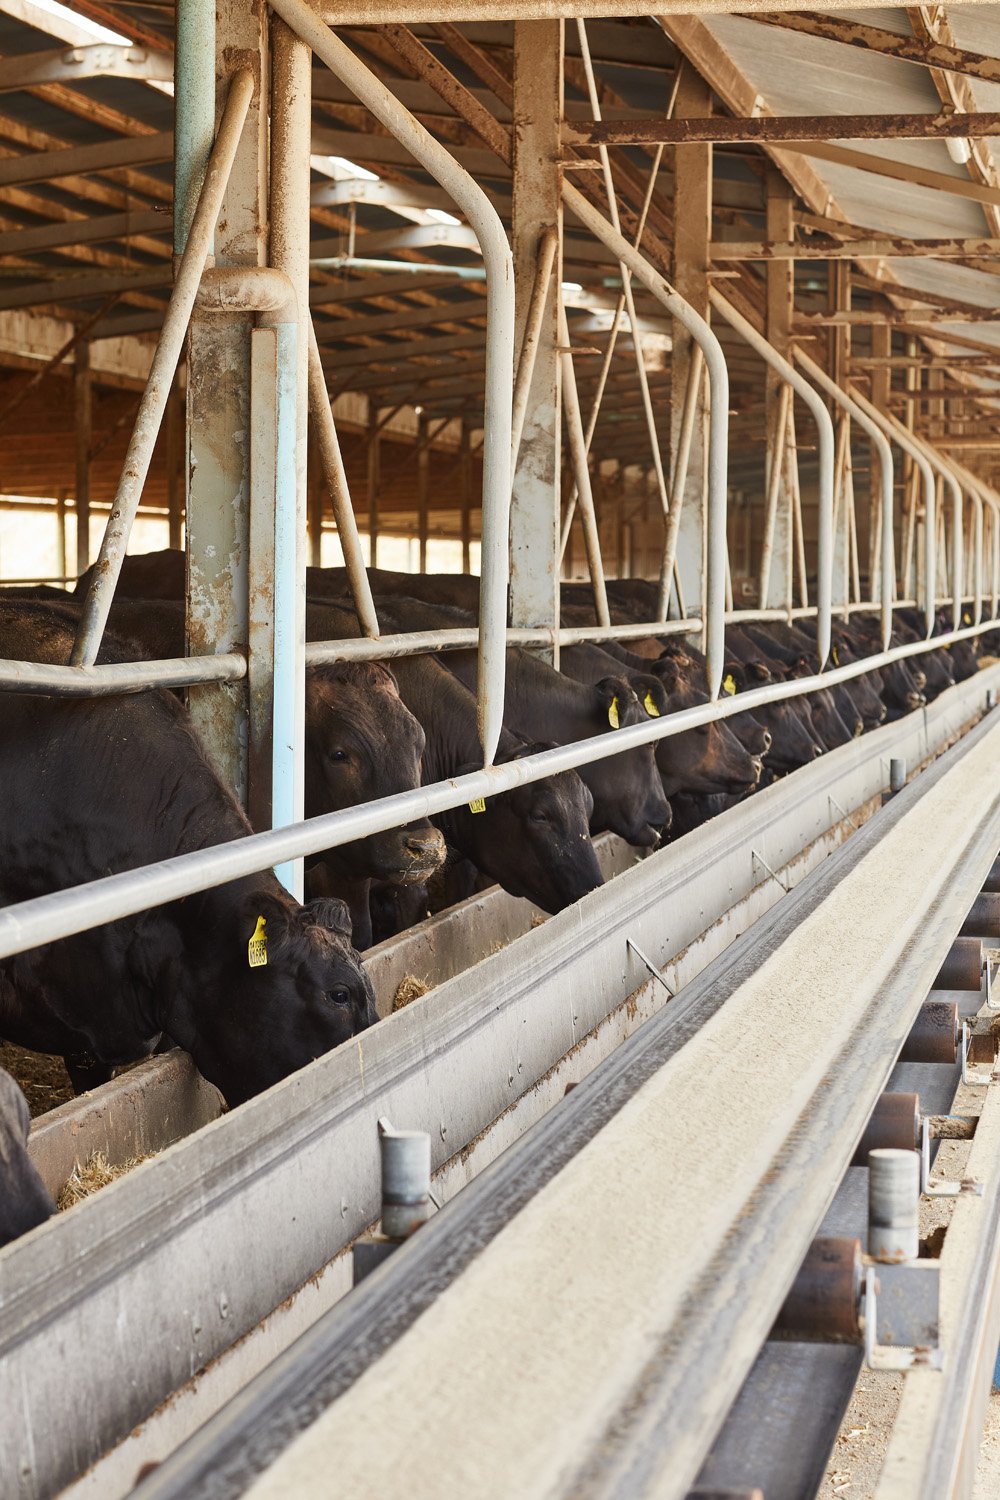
top-left (469, 798), bottom-right (487, 814)
top-left (248, 915), bottom-right (268, 969)
top-left (722, 674), bottom-right (736, 697)
top-left (608, 696), bottom-right (620, 729)
top-left (643, 691), bottom-right (660, 718)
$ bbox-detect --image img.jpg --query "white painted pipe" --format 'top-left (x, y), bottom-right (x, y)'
top-left (713, 292), bottom-right (834, 666)
top-left (71, 68), bottom-right (255, 668)
top-left (562, 181), bottom-right (729, 698)
top-left (267, 0), bottom-right (514, 767)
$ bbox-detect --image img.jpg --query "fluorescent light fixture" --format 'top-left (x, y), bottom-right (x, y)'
top-left (561, 281), bottom-right (584, 293)
top-left (946, 135), bottom-right (972, 165)
top-left (330, 156), bottom-right (379, 181)
top-left (311, 154), bottom-right (381, 182)
top-left (27, 0), bottom-right (129, 44)
top-left (425, 207), bottom-right (461, 226)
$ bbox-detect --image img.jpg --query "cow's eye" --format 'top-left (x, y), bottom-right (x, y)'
top-left (529, 808), bottom-right (550, 825)
top-left (328, 749), bottom-right (349, 763)
top-left (329, 986), bottom-right (352, 1007)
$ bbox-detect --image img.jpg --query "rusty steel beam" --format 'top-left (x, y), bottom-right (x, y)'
top-left (565, 110), bottom-right (1000, 146)
top-left (746, 11), bottom-right (1000, 87)
top-left (712, 234), bottom-right (1000, 260)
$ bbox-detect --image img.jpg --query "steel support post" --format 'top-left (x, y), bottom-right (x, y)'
top-left (670, 70), bottom-right (712, 617)
top-left (268, 16), bottom-right (310, 896)
top-left (460, 422), bottom-right (473, 573)
top-left (367, 406), bottom-right (380, 569)
top-left (74, 341), bottom-right (91, 577)
top-left (166, 379), bottom-right (183, 551)
top-left (761, 172), bottom-right (794, 612)
top-left (186, 1), bottom-right (268, 800)
top-left (417, 412), bottom-right (429, 572)
top-left (510, 20), bottom-right (562, 662)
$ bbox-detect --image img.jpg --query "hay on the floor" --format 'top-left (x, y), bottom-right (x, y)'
top-left (57, 1149), bottom-right (152, 1210)
top-left (392, 974), bottom-right (430, 1012)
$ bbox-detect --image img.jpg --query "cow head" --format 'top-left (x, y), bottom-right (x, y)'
top-left (652, 657), bottom-right (763, 799)
top-left (305, 662), bottom-right (445, 884)
top-left (578, 678), bottom-right (671, 847)
top-left (167, 886), bottom-right (377, 1108)
top-left (722, 661), bottom-right (823, 771)
top-left (445, 746), bottom-right (604, 911)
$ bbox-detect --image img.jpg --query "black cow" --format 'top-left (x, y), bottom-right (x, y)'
top-left (0, 602), bottom-right (376, 1109)
top-left (33, 596), bottom-right (447, 949)
top-left (304, 599), bottom-right (604, 912)
top-left (347, 596), bottom-right (670, 848)
top-left (0, 1068), bottom-right (55, 1247)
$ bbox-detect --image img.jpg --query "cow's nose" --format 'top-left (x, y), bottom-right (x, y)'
top-left (811, 742), bottom-right (825, 759)
top-left (405, 829), bottom-right (446, 857)
top-left (853, 720), bottom-right (864, 738)
top-left (906, 692), bottom-right (925, 710)
top-left (761, 729), bottom-right (772, 753)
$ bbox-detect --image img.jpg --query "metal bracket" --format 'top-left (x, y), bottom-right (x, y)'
top-left (626, 938), bottom-right (673, 997)
top-left (751, 848), bottom-right (790, 894)
top-left (961, 1020), bottom-right (1000, 1087)
top-left (920, 1115), bottom-right (984, 1198)
top-left (984, 947), bottom-right (1000, 1011)
top-left (863, 1263), bottom-right (943, 1371)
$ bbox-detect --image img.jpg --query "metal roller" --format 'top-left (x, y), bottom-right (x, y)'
top-left (869, 1148), bottom-right (920, 1263)
top-left (899, 1000), bottom-right (960, 1064)
top-left (771, 1236), bottom-right (863, 1344)
top-left (932, 936), bottom-right (984, 991)
top-left (851, 1092), bottom-right (920, 1166)
top-left (959, 892), bottom-right (1000, 939)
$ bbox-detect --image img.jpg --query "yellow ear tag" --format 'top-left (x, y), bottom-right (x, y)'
top-left (832, 646), bottom-right (840, 666)
top-left (248, 915), bottom-right (268, 969)
top-left (608, 696), bottom-right (620, 729)
top-left (643, 691), bottom-right (660, 718)
top-left (722, 674), bottom-right (736, 697)
top-left (963, 612), bottom-right (971, 626)
top-left (468, 797), bottom-right (486, 814)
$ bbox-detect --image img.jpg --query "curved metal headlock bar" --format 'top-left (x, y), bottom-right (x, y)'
top-left (709, 290), bottom-right (833, 667)
top-left (889, 420), bottom-right (964, 633)
top-left (795, 353), bottom-right (897, 650)
top-left (951, 460), bottom-right (1000, 622)
top-left (931, 451), bottom-right (982, 626)
top-left (562, 180), bottom-right (729, 698)
top-left (267, 0), bottom-right (514, 766)
top-left (70, 67), bottom-right (256, 668)
top-left (853, 398), bottom-right (949, 639)
top-left (4, 616), bottom-right (998, 965)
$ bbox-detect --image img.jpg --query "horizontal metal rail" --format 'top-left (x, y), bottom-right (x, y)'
top-left (0, 653), bottom-right (247, 695)
top-left (1, 617), bottom-right (998, 965)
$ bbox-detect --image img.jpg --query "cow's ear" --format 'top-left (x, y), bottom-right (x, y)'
top-left (303, 896), bottom-right (353, 941)
top-left (239, 890), bottom-right (293, 961)
top-left (638, 677), bottom-right (668, 717)
top-left (652, 656), bottom-right (684, 695)
top-left (594, 677), bottom-right (629, 728)
top-left (749, 661), bottom-right (771, 683)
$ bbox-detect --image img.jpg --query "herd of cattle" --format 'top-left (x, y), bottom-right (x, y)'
top-left (0, 548), bottom-right (990, 1246)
